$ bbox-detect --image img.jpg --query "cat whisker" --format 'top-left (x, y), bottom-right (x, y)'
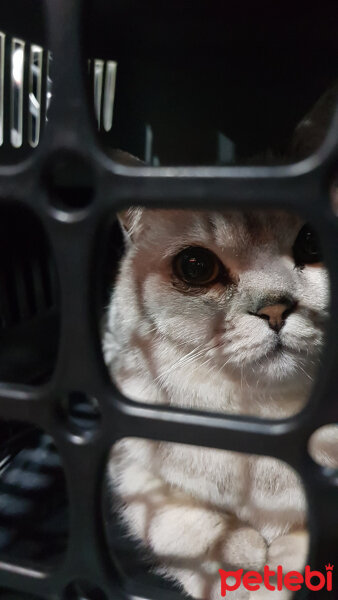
top-left (295, 364), bottom-right (314, 382)
top-left (154, 344), bottom-right (207, 385)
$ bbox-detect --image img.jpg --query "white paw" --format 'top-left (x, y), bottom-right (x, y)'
top-left (210, 576), bottom-right (250, 600)
top-left (221, 526), bottom-right (267, 571)
top-left (248, 587), bottom-right (293, 599)
top-left (149, 505), bottom-right (227, 558)
top-left (267, 529), bottom-right (309, 572)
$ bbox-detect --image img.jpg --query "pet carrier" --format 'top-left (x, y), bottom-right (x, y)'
top-left (0, 1), bottom-right (337, 599)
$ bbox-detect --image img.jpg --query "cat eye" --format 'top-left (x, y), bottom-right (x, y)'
top-left (293, 224), bottom-right (323, 266)
top-left (173, 246), bottom-right (221, 286)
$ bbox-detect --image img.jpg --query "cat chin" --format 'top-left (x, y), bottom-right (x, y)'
top-left (223, 347), bottom-right (315, 390)
top-left (245, 353), bottom-right (313, 388)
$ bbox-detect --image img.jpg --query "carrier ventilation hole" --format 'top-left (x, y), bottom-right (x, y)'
top-left (44, 152), bottom-right (95, 212)
top-left (59, 391), bottom-right (101, 438)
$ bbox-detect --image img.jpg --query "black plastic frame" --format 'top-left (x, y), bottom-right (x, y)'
top-left (0, 1), bottom-right (337, 598)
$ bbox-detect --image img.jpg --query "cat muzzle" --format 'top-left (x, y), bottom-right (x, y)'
top-left (250, 299), bottom-right (297, 333)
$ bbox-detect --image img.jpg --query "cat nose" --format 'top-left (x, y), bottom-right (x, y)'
top-left (254, 300), bottom-right (297, 332)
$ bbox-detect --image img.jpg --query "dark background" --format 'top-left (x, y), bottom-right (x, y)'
top-left (1, 0), bottom-right (338, 164)
top-left (83, 0), bottom-right (338, 164)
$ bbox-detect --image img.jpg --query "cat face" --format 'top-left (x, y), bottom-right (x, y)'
top-left (118, 208), bottom-right (329, 392)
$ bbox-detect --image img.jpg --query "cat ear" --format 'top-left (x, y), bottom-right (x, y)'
top-left (289, 82), bottom-right (338, 160)
top-left (108, 149), bottom-right (145, 243)
top-left (117, 207), bottom-right (144, 242)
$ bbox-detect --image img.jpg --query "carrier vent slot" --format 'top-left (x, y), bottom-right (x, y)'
top-left (0, 31), bottom-right (117, 148)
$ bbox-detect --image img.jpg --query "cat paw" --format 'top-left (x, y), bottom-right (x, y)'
top-left (247, 587), bottom-right (293, 600)
top-left (175, 568), bottom-right (250, 600)
top-left (220, 526), bottom-right (267, 571)
top-left (267, 529), bottom-right (309, 572)
top-left (182, 525), bottom-right (267, 598)
top-left (210, 576), bottom-right (250, 600)
top-left (148, 505), bottom-right (227, 558)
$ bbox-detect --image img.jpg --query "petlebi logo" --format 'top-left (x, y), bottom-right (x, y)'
top-left (219, 563), bottom-right (334, 596)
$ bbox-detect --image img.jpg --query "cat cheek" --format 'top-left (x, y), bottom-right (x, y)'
top-left (299, 268), bottom-right (329, 306)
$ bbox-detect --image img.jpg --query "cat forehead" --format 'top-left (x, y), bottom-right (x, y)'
top-left (207, 211), bottom-right (300, 248)
top-left (141, 209), bottom-right (301, 252)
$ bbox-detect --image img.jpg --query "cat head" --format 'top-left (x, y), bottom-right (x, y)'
top-left (117, 207), bottom-right (328, 391)
top-left (112, 86), bottom-right (335, 395)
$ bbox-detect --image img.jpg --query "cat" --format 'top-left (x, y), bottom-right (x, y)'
top-left (103, 88), bottom-right (336, 600)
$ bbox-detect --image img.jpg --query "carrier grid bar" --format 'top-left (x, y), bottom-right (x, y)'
top-left (0, 0), bottom-right (337, 599)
